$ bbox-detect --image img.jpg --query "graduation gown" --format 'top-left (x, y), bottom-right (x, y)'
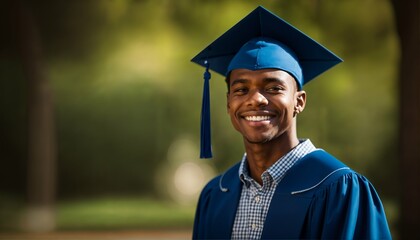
top-left (193, 149), bottom-right (391, 239)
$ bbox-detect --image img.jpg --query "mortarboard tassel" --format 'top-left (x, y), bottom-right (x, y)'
top-left (200, 61), bottom-right (212, 158)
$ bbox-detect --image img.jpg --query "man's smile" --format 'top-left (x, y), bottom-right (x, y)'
top-left (244, 115), bottom-right (272, 122)
top-left (240, 111), bottom-right (276, 124)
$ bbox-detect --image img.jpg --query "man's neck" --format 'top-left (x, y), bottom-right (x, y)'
top-left (244, 136), bottom-right (299, 185)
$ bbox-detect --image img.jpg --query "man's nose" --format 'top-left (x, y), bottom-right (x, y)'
top-left (246, 89), bottom-right (268, 107)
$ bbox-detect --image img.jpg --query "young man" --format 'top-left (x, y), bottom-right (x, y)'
top-left (191, 6), bottom-right (391, 239)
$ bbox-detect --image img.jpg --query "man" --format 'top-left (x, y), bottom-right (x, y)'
top-left (191, 6), bottom-right (391, 239)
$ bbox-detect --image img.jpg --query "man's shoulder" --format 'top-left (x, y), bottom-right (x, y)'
top-left (295, 149), bottom-right (353, 177)
top-left (300, 149), bottom-right (347, 168)
top-left (280, 149), bottom-right (354, 195)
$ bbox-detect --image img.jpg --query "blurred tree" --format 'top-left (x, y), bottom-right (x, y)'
top-left (12, 0), bottom-right (57, 231)
top-left (391, 0), bottom-right (420, 238)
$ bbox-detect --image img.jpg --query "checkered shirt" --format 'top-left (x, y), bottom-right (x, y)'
top-left (231, 139), bottom-right (316, 239)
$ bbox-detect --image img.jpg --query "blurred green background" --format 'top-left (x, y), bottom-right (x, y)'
top-left (0, 0), bottom-right (400, 238)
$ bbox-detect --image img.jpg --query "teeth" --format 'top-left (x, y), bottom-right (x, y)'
top-left (245, 116), bottom-right (271, 121)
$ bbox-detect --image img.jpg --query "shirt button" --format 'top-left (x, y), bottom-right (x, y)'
top-left (251, 223), bottom-right (258, 230)
top-left (254, 195), bottom-right (260, 203)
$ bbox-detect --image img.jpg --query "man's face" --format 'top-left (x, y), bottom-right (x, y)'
top-left (227, 68), bottom-right (305, 145)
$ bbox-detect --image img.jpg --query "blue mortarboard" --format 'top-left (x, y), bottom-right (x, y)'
top-left (192, 6), bottom-right (342, 158)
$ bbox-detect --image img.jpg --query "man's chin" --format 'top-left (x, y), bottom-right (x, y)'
top-left (243, 135), bottom-right (274, 145)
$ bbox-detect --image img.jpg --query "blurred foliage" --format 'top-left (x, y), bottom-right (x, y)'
top-left (0, 195), bottom-right (194, 231)
top-left (57, 197), bottom-right (194, 230)
top-left (0, 0), bottom-right (398, 208)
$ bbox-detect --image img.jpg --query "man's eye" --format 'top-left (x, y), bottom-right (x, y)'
top-left (233, 88), bottom-right (248, 94)
top-left (267, 86), bottom-right (283, 92)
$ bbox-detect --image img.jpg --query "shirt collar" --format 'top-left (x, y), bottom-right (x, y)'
top-left (238, 139), bottom-right (316, 186)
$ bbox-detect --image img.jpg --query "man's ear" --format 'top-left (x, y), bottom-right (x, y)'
top-left (294, 90), bottom-right (306, 115)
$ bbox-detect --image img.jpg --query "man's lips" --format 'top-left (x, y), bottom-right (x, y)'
top-left (240, 111), bottom-right (276, 122)
top-left (244, 115), bottom-right (272, 121)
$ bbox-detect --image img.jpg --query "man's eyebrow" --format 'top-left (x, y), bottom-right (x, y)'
top-left (230, 78), bottom-right (249, 87)
top-left (263, 77), bottom-right (287, 85)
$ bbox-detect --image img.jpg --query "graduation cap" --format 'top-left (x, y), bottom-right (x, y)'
top-left (192, 6), bottom-right (342, 159)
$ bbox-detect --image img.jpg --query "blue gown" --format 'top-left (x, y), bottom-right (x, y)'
top-left (193, 150), bottom-right (391, 239)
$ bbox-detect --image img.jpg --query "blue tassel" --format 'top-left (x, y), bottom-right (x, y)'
top-left (200, 61), bottom-right (212, 158)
